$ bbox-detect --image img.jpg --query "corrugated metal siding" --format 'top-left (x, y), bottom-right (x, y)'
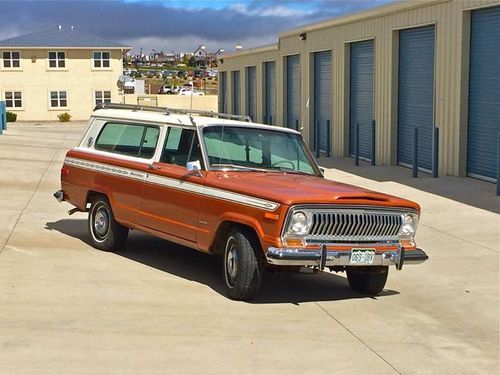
top-left (349, 40), bottom-right (374, 159)
top-left (467, 6), bottom-right (500, 181)
top-left (231, 70), bottom-right (240, 115)
top-left (264, 61), bottom-right (276, 124)
top-left (314, 50), bottom-right (332, 153)
top-left (219, 0), bottom-right (499, 178)
top-left (397, 25), bottom-right (435, 170)
top-left (286, 54), bottom-right (300, 129)
top-left (246, 66), bottom-right (257, 121)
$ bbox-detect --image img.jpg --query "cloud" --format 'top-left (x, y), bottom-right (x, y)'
top-left (0, 0), bottom-right (394, 53)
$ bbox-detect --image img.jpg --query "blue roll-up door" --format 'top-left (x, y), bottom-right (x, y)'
top-left (264, 61), bottom-right (276, 125)
top-left (349, 40), bottom-right (374, 160)
top-left (286, 55), bottom-right (300, 129)
top-left (314, 50), bottom-right (332, 154)
top-left (219, 71), bottom-right (227, 113)
top-left (397, 25), bottom-right (435, 170)
top-left (467, 6), bottom-right (500, 181)
top-left (246, 66), bottom-right (256, 121)
top-left (232, 71), bottom-right (240, 115)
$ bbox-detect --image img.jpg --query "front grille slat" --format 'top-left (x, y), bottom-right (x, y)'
top-left (302, 209), bottom-right (403, 243)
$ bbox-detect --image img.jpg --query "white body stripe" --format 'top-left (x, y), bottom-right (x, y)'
top-left (65, 157), bottom-right (280, 211)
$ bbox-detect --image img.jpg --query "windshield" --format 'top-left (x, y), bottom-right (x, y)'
top-left (202, 125), bottom-right (319, 175)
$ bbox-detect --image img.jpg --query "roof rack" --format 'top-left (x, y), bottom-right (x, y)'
top-left (93, 103), bottom-right (252, 122)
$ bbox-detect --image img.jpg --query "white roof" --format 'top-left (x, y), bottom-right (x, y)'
top-left (92, 107), bottom-right (301, 134)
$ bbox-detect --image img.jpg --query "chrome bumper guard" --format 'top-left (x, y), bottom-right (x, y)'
top-left (266, 246), bottom-right (428, 270)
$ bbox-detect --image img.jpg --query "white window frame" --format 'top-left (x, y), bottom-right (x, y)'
top-left (48, 51), bottom-right (66, 69)
top-left (4, 91), bottom-right (23, 109)
top-left (93, 51), bottom-right (110, 69)
top-left (94, 90), bottom-right (111, 106)
top-left (2, 51), bottom-right (20, 69)
top-left (49, 91), bottom-right (68, 108)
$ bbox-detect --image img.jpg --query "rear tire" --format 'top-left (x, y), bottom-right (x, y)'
top-left (223, 228), bottom-right (264, 301)
top-left (346, 266), bottom-right (388, 295)
top-left (88, 196), bottom-right (128, 252)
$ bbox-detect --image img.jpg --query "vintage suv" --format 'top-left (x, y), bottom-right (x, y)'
top-left (55, 103), bottom-right (428, 300)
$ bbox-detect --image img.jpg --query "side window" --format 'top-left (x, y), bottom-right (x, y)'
top-left (95, 122), bottom-right (159, 158)
top-left (161, 127), bottom-right (203, 167)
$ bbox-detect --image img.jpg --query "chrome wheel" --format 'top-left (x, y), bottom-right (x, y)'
top-left (93, 206), bottom-right (110, 240)
top-left (225, 236), bottom-right (238, 287)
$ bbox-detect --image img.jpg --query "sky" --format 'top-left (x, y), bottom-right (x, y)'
top-left (0, 0), bottom-right (395, 54)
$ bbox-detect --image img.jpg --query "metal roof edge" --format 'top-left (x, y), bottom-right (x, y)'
top-left (221, 43), bottom-right (279, 59)
top-left (279, 0), bottom-right (448, 38)
top-left (0, 46), bottom-right (132, 50)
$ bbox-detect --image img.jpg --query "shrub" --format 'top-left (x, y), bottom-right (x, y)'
top-left (58, 113), bottom-right (71, 122)
top-left (6, 111), bottom-right (17, 122)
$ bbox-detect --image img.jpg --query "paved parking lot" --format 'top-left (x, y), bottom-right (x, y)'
top-left (0, 122), bottom-right (498, 374)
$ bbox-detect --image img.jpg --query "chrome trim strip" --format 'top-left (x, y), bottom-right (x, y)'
top-left (64, 157), bottom-right (280, 211)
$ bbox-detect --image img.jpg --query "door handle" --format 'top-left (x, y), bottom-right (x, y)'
top-left (147, 164), bottom-right (161, 170)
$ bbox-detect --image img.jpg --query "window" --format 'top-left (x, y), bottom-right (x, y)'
top-left (94, 91), bottom-right (111, 106)
top-left (48, 51), bottom-right (65, 68)
top-left (5, 91), bottom-right (22, 108)
top-left (2, 51), bottom-right (20, 68)
top-left (161, 127), bottom-right (202, 167)
top-left (93, 51), bottom-right (110, 68)
top-left (95, 122), bottom-right (159, 159)
top-left (50, 91), bottom-right (67, 108)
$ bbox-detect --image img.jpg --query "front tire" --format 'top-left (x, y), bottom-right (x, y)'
top-left (346, 266), bottom-right (388, 295)
top-left (88, 196), bottom-right (128, 251)
top-left (223, 228), bottom-right (264, 301)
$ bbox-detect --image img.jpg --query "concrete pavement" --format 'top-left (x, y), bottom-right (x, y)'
top-left (0, 122), bottom-right (498, 374)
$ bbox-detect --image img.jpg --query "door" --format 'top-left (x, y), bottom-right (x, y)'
top-left (232, 71), bottom-right (241, 115)
top-left (286, 54), bottom-right (300, 129)
top-left (397, 25), bottom-right (435, 170)
top-left (467, 6), bottom-right (500, 181)
top-left (349, 40), bottom-right (374, 160)
top-left (246, 66), bottom-right (256, 121)
top-left (219, 71), bottom-right (227, 113)
top-left (313, 50), bottom-right (332, 154)
top-left (264, 61), bottom-right (276, 125)
top-left (141, 126), bottom-right (204, 242)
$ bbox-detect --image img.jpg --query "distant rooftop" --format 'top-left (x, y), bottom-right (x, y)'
top-left (0, 26), bottom-right (130, 49)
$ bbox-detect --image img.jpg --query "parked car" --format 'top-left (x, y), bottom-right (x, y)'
top-left (54, 103), bottom-right (428, 301)
top-left (158, 85), bottom-right (181, 94)
top-left (178, 88), bottom-right (204, 96)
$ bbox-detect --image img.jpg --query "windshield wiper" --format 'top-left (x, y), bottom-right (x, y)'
top-left (211, 163), bottom-right (269, 172)
top-left (269, 167), bottom-right (314, 176)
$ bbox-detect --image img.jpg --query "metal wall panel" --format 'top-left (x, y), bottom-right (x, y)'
top-left (286, 54), bottom-right (300, 129)
top-left (264, 61), bottom-right (276, 124)
top-left (246, 66), bottom-right (257, 121)
top-left (349, 40), bottom-right (374, 159)
top-left (313, 50), bottom-right (332, 153)
top-left (467, 6), bottom-right (500, 181)
top-left (231, 70), bottom-right (240, 115)
top-left (219, 71), bottom-right (227, 113)
top-left (397, 25), bottom-right (435, 170)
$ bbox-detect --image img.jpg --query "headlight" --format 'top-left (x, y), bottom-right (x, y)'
top-left (399, 213), bottom-right (418, 238)
top-left (287, 211), bottom-right (312, 236)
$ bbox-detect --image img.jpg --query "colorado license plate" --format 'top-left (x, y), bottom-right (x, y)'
top-left (349, 249), bottom-right (376, 265)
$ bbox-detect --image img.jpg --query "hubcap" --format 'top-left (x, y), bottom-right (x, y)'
top-left (94, 206), bottom-right (110, 239)
top-left (225, 238), bottom-right (238, 285)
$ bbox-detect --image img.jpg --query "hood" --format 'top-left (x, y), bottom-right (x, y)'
top-left (205, 171), bottom-right (420, 211)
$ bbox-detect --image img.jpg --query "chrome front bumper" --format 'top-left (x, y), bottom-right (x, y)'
top-left (266, 246), bottom-right (428, 270)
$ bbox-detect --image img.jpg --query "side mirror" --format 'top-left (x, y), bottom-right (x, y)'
top-left (186, 160), bottom-right (203, 177)
top-left (319, 167), bottom-right (325, 176)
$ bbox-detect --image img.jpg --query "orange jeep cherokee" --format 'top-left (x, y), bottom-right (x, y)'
top-left (55, 104), bottom-right (428, 300)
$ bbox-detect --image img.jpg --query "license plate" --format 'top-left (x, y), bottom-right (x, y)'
top-left (349, 249), bottom-right (376, 265)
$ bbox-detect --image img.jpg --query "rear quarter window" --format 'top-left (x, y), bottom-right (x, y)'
top-left (95, 122), bottom-right (159, 158)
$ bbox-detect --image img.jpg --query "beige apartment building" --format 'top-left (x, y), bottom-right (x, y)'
top-left (0, 26), bottom-right (130, 121)
top-left (219, 0), bottom-right (500, 182)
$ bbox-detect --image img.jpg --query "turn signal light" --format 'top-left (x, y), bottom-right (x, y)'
top-left (264, 212), bottom-right (279, 220)
top-left (61, 167), bottom-right (70, 176)
top-left (283, 238), bottom-right (305, 247)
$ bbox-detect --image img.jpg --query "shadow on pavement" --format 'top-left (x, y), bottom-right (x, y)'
top-left (45, 218), bottom-right (399, 304)
top-left (318, 156), bottom-right (500, 214)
